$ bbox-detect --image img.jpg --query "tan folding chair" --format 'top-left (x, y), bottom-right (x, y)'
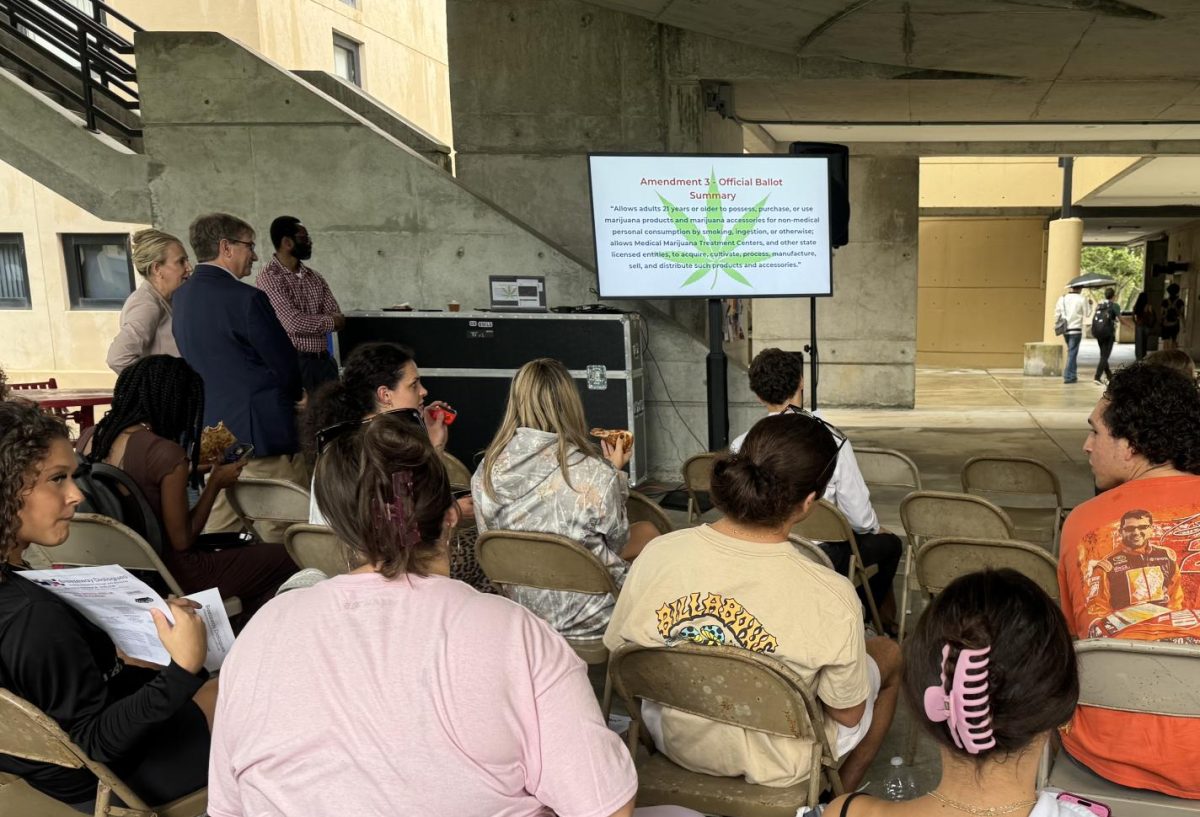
top-left (27, 514), bottom-right (242, 618)
top-left (915, 537), bottom-right (1059, 601)
top-left (476, 529), bottom-right (621, 712)
top-left (626, 491), bottom-right (673, 537)
top-left (226, 478), bottom-right (311, 543)
top-left (0, 689), bottom-right (207, 817)
top-left (787, 534), bottom-right (835, 570)
top-left (609, 642), bottom-right (843, 815)
top-left (440, 451), bottom-right (472, 489)
top-left (791, 499), bottom-right (884, 633)
top-left (1040, 639), bottom-right (1200, 816)
top-left (284, 523), bottom-right (349, 577)
top-left (898, 491), bottom-right (1014, 641)
top-left (854, 446), bottom-right (922, 493)
top-left (681, 453), bottom-right (717, 523)
top-left (961, 456), bottom-right (1066, 555)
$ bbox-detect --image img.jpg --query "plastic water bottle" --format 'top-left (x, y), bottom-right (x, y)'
top-left (883, 756), bottom-right (917, 800)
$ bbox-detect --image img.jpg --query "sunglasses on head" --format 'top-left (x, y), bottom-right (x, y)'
top-left (779, 404), bottom-right (847, 481)
top-left (315, 407), bottom-right (424, 455)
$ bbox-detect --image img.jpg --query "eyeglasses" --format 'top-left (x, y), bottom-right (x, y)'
top-left (315, 407), bottom-right (423, 455)
top-left (780, 404), bottom-right (847, 481)
top-left (226, 238), bottom-right (256, 252)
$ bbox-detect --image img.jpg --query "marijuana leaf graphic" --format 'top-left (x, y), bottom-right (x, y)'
top-left (655, 171), bottom-right (774, 290)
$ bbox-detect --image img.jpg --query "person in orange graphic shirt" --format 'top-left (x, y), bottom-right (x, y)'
top-left (1085, 509), bottom-right (1184, 637)
top-left (1058, 362), bottom-right (1200, 799)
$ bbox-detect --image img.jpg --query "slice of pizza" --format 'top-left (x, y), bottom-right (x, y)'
top-left (199, 421), bottom-right (237, 465)
top-left (590, 427), bottom-right (634, 449)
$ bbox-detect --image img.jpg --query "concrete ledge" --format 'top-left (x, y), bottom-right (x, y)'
top-left (1024, 342), bottom-right (1063, 377)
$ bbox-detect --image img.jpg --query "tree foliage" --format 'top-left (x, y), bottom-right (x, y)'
top-left (1081, 246), bottom-right (1144, 309)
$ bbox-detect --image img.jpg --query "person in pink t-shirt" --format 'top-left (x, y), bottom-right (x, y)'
top-left (207, 410), bottom-right (696, 817)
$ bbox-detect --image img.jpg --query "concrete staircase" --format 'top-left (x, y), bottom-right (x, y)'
top-left (0, 26), bottom-right (725, 476)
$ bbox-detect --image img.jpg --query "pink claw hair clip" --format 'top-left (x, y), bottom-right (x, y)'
top-left (923, 644), bottom-right (997, 754)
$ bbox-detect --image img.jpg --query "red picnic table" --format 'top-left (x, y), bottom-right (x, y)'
top-left (22, 388), bottom-right (114, 429)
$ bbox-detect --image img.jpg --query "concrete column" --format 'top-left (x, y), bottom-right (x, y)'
top-left (1042, 217), bottom-right (1083, 342)
top-left (746, 146), bottom-right (919, 408)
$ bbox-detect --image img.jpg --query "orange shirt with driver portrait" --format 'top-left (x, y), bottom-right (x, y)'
top-left (1058, 475), bottom-right (1200, 799)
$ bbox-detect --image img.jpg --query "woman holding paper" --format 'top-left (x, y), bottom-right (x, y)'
top-left (0, 399), bottom-right (215, 809)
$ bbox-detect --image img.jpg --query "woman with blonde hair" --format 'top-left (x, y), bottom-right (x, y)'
top-left (473, 357), bottom-right (659, 639)
top-left (106, 228), bottom-right (192, 373)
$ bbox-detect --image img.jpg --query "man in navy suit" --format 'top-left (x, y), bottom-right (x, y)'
top-left (173, 212), bottom-right (306, 532)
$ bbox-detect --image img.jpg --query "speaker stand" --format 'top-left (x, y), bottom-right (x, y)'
top-left (706, 297), bottom-right (729, 451)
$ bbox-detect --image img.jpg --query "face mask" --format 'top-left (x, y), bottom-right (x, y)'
top-left (294, 241), bottom-right (313, 261)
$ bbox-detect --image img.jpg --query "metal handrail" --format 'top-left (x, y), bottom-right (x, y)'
top-left (0, 0), bottom-right (141, 139)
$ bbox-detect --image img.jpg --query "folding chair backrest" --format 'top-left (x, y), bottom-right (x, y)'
top-left (961, 456), bottom-right (1062, 506)
top-left (0, 690), bottom-right (87, 770)
top-left (1075, 639), bottom-right (1200, 718)
top-left (476, 530), bottom-right (620, 596)
top-left (899, 491), bottom-right (1014, 547)
top-left (681, 453), bottom-right (716, 493)
top-left (0, 690), bottom-right (151, 811)
top-left (787, 534), bottom-right (834, 570)
top-left (284, 524), bottom-right (349, 577)
top-left (441, 451), bottom-right (472, 489)
top-left (626, 492), bottom-right (673, 536)
top-left (916, 537), bottom-right (1059, 600)
top-left (28, 513), bottom-right (184, 596)
top-left (791, 499), bottom-right (854, 543)
top-left (227, 478), bottom-right (310, 524)
top-left (88, 463), bottom-right (167, 555)
top-left (855, 447), bottom-right (922, 491)
top-left (610, 643), bottom-right (822, 740)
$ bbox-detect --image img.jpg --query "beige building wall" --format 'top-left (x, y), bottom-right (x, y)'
top-left (918, 217), bottom-right (1048, 368)
top-left (1, 0), bottom-right (450, 384)
top-left (920, 156), bottom-right (1144, 209)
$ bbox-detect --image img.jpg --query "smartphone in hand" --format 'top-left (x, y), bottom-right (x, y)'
top-left (223, 442), bottom-right (255, 463)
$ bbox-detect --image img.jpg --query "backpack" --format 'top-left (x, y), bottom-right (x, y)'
top-left (1091, 302), bottom-right (1115, 341)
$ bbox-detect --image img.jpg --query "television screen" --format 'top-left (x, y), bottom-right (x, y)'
top-left (588, 153), bottom-right (833, 299)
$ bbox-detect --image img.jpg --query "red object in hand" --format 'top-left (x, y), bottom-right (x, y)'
top-left (430, 405), bottom-right (458, 426)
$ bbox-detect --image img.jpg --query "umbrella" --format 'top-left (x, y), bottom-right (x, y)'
top-left (1066, 271), bottom-right (1118, 289)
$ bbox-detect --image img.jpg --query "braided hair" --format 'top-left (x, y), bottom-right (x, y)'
top-left (87, 355), bottom-right (205, 484)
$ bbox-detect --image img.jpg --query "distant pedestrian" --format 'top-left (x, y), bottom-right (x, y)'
top-left (1091, 286), bottom-right (1120, 385)
top-left (1161, 282), bottom-right (1186, 351)
top-left (1133, 291), bottom-right (1158, 360)
top-left (1054, 284), bottom-right (1088, 384)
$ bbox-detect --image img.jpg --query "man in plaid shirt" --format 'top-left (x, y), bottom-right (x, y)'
top-left (257, 215), bottom-right (345, 395)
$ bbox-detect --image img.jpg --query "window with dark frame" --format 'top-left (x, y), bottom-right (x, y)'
top-left (0, 234), bottom-right (32, 309)
top-left (62, 233), bottom-right (135, 310)
top-left (333, 33), bottom-right (362, 87)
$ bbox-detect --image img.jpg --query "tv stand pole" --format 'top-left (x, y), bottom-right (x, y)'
top-left (807, 297), bottom-right (819, 411)
top-left (706, 297), bottom-right (728, 450)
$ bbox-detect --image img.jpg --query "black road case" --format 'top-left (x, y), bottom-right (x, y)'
top-left (336, 311), bottom-right (647, 484)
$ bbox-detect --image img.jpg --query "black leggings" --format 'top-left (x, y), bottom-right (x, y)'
top-left (818, 531), bottom-right (903, 617)
top-left (65, 701), bottom-right (209, 812)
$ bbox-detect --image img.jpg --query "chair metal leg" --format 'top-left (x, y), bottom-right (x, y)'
top-left (600, 662), bottom-right (613, 719)
top-left (897, 544), bottom-right (915, 641)
top-left (856, 558), bottom-right (885, 634)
